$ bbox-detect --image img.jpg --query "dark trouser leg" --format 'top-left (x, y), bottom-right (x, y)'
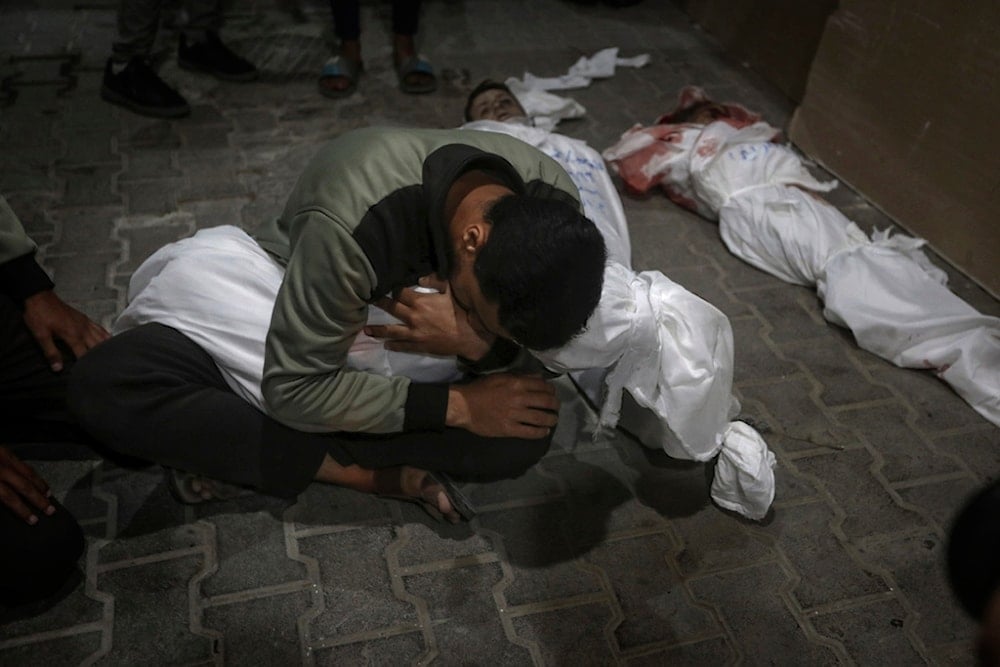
top-left (330, 0), bottom-right (361, 40)
top-left (334, 427), bottom-right (551, 482)
top-left (183, 0), bottom-right (222, 40)
top-left (112, 0), bottom-right (165, 61)
top-left (391, 0), bottom-right (421, 36)
top-left (68, 324), bottom-right (550, 496)
top-left (67, 323), bottom-right (329, 498)
top-left (0, 498), bottom-right (84, 607)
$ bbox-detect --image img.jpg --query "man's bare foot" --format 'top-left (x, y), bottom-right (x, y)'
top-left (376, 466), bottom-right (461, 523)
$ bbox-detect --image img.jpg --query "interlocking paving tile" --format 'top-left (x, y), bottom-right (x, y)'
top-left (510, 602), bottom-right (618, 664)
top-left (96, 555), bottom-right (213, 663)
top-left (0, 633), bottom-right (103, 665)
top-left (736, 377), bottom-right (855, 453)
top-left (856, 532), bottom-right (979, 650)
top-left (404, 562), bottom-right (534, 664)
top-left (810, 598), bottom-right (925, 664)
top-left (729, 315), bottom-right (801, 380)
top-left (299, 527), bottom-right (417, 641)
top-left (119, 150), bottom-right (180, 182)
top-left (59, 164), bottom-right (121, 207)
top-left (587, 533), bottom-right (718, 650)
top-left (931, 427), bottom-right (1000, 484)
top-left (311, 631), bottom-right (426, 665)
top-left (624, 636), bottom-right (734, 666)
top-left (198, 509), bottom-right (308, 597)
top-left (895, 477), bottom-right (982, 532)
top-left (835, 404), bottom-right (966, 483)
top-left (780, 338), bottom-right (896, 408)
top-left (670, 510), bottom-right (774, 578)
top-left (688, 563), bottom-right (839, 664)
top-left (202, 590), bottom-right (312, 664)
top-left (749, 500), bottom-right (890, 609)
top-left (47, 205), bottom-right (122, 255)
top-left (477, 503), bottom-right (601, 606)
top-left (794, 449), bottom-right (930, 541)
top-left (869, 364), bottom-right (995, 433)
top-left (286, 481), bottom-right (393, 529)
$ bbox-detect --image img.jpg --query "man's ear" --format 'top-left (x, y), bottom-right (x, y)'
top-left (460, 221), bottom-right (489, 255)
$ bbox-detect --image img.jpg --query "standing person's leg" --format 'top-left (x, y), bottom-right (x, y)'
top-left (177, 0), bottom-right (258, 82)
top-left (319, 0), bottom-right (363, 97)
top-left (391, 0), bottom-right (436, 94)
top-left (102, 0), bottom-right (191, 118)
top-left (110, 0), bottom-right (164, 63)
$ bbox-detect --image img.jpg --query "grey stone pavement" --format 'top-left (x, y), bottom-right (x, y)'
top-left (2, 0), bottom-right (999, 664)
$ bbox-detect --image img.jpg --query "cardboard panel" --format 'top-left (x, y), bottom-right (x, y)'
top-left (789, 0), bottom-right (1000, 295)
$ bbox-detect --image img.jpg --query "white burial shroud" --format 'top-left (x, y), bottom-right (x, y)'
top-left (115, 123), bottom-right (777, 520)
top-left (603, 120), bottom-right (1000, 427)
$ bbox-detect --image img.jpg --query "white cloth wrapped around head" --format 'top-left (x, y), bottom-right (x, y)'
top-left (535, 262), bottom-right (776, 519)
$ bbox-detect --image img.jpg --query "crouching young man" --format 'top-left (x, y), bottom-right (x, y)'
top-left (68, 127), bottom-right (606, 522)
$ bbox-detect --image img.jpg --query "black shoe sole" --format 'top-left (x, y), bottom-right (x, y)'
top-left (100, 85), bottom-right (191, 119)
top-left (178, 58), bottom-right (259, 83)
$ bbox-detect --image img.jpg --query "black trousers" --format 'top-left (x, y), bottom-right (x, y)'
top-left (67, 323), bottom-right (550, 498)
top-left (0, 295), bottom-right (86, 607)
top-left (331, 0), bottom-right (422, 40)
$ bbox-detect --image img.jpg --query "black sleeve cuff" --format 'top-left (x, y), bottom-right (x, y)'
top-left (459, 337), bottom-right (521, 374)
top-left (0, 253), bottom-right (54, 303)
top-left (403, 382), bottom-right (450, 431)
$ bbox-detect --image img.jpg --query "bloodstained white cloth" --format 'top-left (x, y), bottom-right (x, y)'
top-left (603, 90), bottom-right (1000, 427)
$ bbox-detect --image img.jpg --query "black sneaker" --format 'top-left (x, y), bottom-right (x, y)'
top-left (100, 57), bottom-right (191, 118)
top-left (178, 32), bottom-right (258, 82)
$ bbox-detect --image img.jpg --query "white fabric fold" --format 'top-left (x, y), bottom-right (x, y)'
top-left (536, 263), bottom-right (776, 519)
top-left (114, 225), bottom-right (463, 413)
top-left (713, 421), bottom-right (776, 520)
top-left (505, 47), bottom-right (649, 130)
top-left (515, 47), bottom-right (650, 91)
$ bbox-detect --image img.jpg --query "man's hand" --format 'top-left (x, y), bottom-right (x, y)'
top-left (447, 374), bottom-right (559, 439)
top-left (0, 446), bottom-right (55, 525)
top-left (365, 275), bottom-right (494, 360)
top-left (23, 289), bottom-right (110, 372)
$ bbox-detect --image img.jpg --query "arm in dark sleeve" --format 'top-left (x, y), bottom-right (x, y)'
top-left (0, 196), bottom-right (54, 302)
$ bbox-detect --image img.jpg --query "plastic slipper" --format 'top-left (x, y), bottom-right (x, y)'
top-left (378, 470), bottom-right (476, 523)
top-left (318, 55), bottom-right (362, 99)
top-left (395, 55), bottom-right (437, 95)
top-left (166, 467), bottom-right (246, 505)
top-left (428, 472), bottom-right (475, 521)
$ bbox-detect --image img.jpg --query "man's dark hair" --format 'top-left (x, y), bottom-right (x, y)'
top-left (475, 195), bottom-right (606, 351)
top-left (464, 79), bottom-right (516, 122)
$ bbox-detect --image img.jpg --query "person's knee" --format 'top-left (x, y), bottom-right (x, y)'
top-left (466, 432), bottom-right (553, 481)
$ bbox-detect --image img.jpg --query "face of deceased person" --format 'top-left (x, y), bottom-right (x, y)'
top-left (468, 88), bottom-right (528, 123)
